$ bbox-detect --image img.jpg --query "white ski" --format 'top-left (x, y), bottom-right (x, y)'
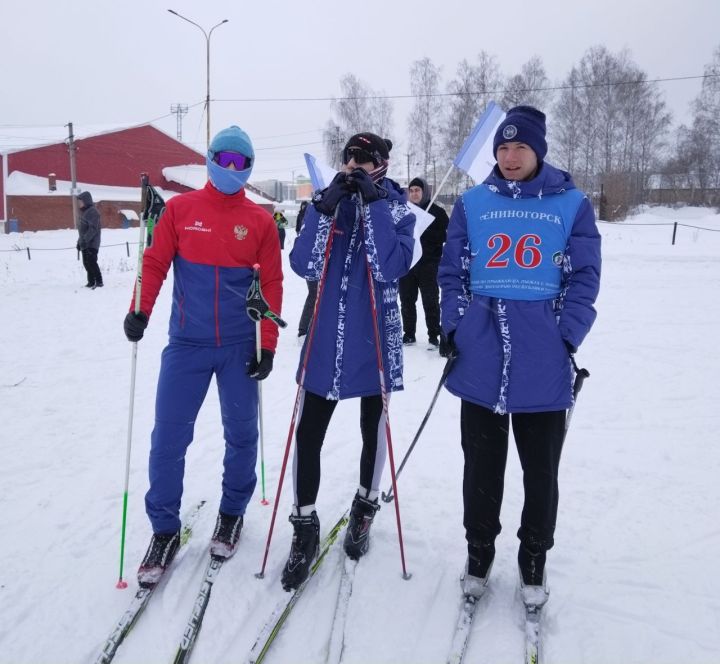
top-left (523, 604), bottom-right (543, 664)
top-left (324, 557), bottom-right (358, 664)
top-left (446, 594), bottom-right (480, 664)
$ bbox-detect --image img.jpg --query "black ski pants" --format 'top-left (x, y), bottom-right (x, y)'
top-left (81, 248), bottom-right (103, 286)
top-left (297, 280), bottom-right (318, 336)
top-left (460, 400), bottom-right (566, 552)
top-left (292, 390), bottom-right (387, 508)
top-left (399, 259), bottom-right (441, 339)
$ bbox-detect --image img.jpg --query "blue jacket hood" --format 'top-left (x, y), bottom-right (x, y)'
top-left (484, 162), bottom-right (576, 198)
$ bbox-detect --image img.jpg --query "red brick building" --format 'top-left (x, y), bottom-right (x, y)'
top-left (1, 124), bottom-right (205, 232)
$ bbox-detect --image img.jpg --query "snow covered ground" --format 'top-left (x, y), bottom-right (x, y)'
top-left (0, 205), bottom-right (719, 664)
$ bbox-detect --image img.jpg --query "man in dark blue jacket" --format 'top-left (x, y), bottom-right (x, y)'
top-left (282, 132), bottom-right (415, 590)
top-left (439, 106), bottom-right (601, 606)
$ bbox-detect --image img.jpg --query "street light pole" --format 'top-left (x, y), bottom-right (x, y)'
top-left (167, 10), bottom-right (228, 150)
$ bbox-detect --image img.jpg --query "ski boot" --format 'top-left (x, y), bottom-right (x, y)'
top-left (137, 531), bottom-right (180, 587)
top-left (210, 511), bottom-right (244, 559)
top-left (281, 511), bottom-right (320, 591)
top-left (343, 493), bottom-right (380, 560)
top-left (462, 541), bottom-right (495, 598)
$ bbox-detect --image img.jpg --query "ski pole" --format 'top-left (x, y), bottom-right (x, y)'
top-left (255, 213), bottom-right (338, 579)
top-left (381, 353), bottom-right (457, 503)
top-left (245, 264), bottom-right (285, 506)
top-left (564, 353), bottom-right (590, 440)
top-left (116, 172), bottom-right (149, 589)
top-left (359, 194), bottom-right (411, 580)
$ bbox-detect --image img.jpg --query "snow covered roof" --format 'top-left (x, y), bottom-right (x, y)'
top-left (163, 164), bottom-right (275, 205)
top-left (8, 168), bottom-right (275, 207)
top-left (6, 171), bottom-right (176, 203)
top-left (0, 123), bottom-right (141, 155)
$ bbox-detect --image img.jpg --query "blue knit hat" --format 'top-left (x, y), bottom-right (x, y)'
top-left (208, 125), bottom-right (254, 159)
top-left (207, 125), bottom-right (254, 194)
top-left (493, 106), bottom-right (547, 161)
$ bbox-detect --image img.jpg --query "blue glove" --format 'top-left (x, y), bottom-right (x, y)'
top-left (345, 168), bottom-right (387, 203)
top-left (313, 172), bottom-right (352, 216)
top-left (439, 331), bottom-right (458, 359)
top-left (248, 349), bottom-right (274, 381)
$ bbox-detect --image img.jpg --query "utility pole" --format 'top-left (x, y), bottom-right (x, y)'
top-left (66, 122), bottom-right (79, 230)
top-left (170, 103), bottom-right (189, 141)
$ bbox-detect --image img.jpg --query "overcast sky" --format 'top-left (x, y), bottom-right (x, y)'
top-left (1, 0), bottom-right (718, 182)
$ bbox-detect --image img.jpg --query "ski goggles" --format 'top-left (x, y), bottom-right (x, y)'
top-left (342, 146), bottom-right (378, 166)
top-left (213, 150), bottom-right (252, 170)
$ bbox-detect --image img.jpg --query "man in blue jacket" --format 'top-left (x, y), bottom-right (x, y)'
top-left (282, 132), bottom-right (415, 590)
top-left (438, 106), bottom-right (601, 606)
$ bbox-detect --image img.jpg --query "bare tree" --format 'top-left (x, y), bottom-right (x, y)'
top-left (500, 56), bottom-right (554, 111)
top-left (407, 57), bottom-right (443, 183)
top-left (686, 45), bottom-right (720, 191)
top-left (323, 74), bottom-right (394, 168)
top-left (552, 45), bottom-right (671, 203)
top-left (442, 52), bottom-right (503, 189)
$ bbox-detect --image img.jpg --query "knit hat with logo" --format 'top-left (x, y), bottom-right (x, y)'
top-left (493, 106), bottom-right (547, 161)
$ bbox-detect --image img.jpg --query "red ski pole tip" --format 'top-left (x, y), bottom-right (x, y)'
top-left (116, 579), bottom-right (128, 589)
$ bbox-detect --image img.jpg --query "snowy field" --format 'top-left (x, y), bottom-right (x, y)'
top-left (0, 205), bottom-right (719, 664)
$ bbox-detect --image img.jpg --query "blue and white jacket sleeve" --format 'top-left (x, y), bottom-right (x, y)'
top-left (363, 198), bottom-right (415, 282)
top-left (438, 199), bottom-right (472, 335)
top-left (289, 204), bottom-right (332, 281)
top-left (558, 197), bottom-right (602, 349)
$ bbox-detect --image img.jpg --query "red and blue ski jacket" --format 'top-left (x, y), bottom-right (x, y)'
top-left (132, 182), bottom-right (283, 351)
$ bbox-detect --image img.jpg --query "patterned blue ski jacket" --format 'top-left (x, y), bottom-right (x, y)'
top-left (439, 163), bottom-right (601, 413)
top-left (290, 178), bottom-right (415, 399)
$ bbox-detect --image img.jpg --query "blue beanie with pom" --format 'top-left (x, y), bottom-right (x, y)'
top-left (493, 106), bottom-right (547, 161)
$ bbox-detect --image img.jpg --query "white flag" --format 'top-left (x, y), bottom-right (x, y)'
top-left (303, 153), bottom-right (337, 191)
top-left (453, 100), bottom-right (506, 183)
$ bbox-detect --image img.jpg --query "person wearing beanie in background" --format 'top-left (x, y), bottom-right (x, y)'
top-left (281, 132), bottom-right (415, 591)
top-left (122, 125), bottom-right (283, 585)
top-left (438, 106), bottom-right (601, 607)
top-left (76, 191), bottom-right (103, 289)
top-left (399, 177), bottom-right (449, 348)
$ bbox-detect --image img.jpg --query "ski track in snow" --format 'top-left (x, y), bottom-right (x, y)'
top-left (0, 210), bottom-right (719, 664)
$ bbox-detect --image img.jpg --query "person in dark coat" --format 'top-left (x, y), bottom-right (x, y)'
top-left (438, 106), bottom-right (601, 605)
top-left (399, 177), bottom-right (449, 347)
top-left (295, 200), bottom-right (318, 338)
top-left (76, 191), bottom-right (103, 288)
top-left (281, 132), bottom-right (415, 591)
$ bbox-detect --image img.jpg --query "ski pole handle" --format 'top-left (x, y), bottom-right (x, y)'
top-left (246, 264), bottom-right (287, 328)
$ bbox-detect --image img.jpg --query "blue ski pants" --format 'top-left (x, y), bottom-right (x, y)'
top-left (145, 342), bottom-right (259, 533)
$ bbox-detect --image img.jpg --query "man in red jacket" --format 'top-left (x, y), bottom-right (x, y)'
top-left (123, 125), bottom-right (283, 586)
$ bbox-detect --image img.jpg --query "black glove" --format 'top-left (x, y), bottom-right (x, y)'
top-left (345, 168), bottom-right (386, 203)
top-left (439, 331), bottom-right (458, 359)
top-left (313, 172), bottom-right (352, 216)
top-left (124, 311), bottom-right (149, 342)
top-left (76, 241), bottom-right (81, 251)
top-left (248, 349), bottom-right (274, 380)
top-left (563, 339), bottom-right (577, 355)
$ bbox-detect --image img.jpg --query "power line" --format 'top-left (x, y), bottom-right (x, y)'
top-left (212, 73), bottom-right (720, 104)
